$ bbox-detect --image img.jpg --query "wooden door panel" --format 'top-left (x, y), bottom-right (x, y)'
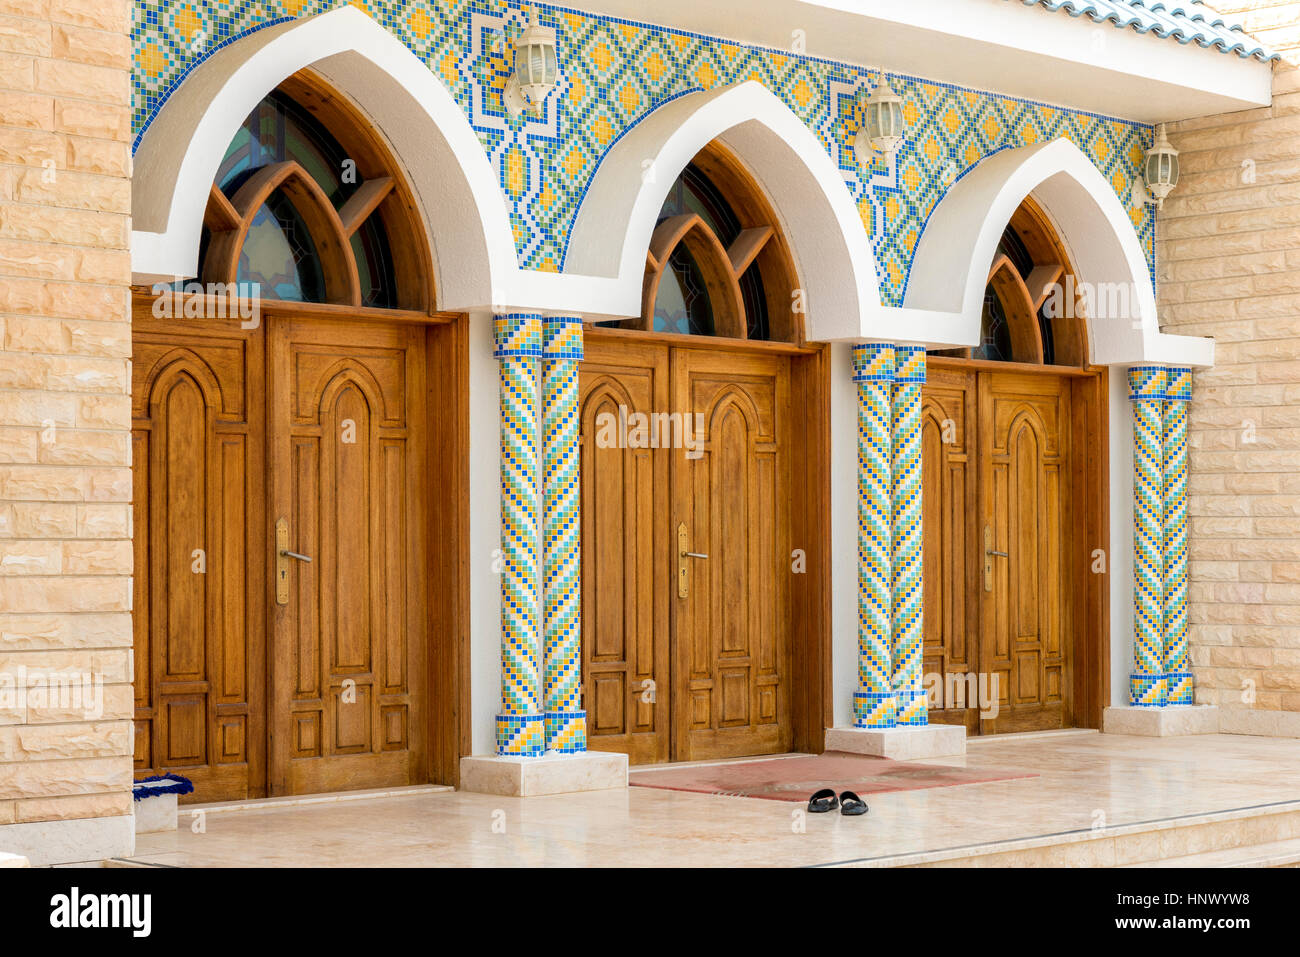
top-left (921, 364), bottom-right (980, 730)
top-left (978, 371), bottom-right (1072, 734)
top-left (131, 317), bottom-right (265, 802)
top-left (578, 340), bottom-right (670, 764)
top-left (269, 318), bottom-right (427, 794)
top-left (672, 349), bottom-right (791, 761)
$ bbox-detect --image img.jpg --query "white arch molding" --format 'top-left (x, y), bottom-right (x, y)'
top-left (567, 81), bottom-right (898, 342)
top-left (131, 6), bottom-right (522, 313)
top-left (130, 6), bottom-right (1210, 364)
top-left (906, 138), bottom-right (1213, 368)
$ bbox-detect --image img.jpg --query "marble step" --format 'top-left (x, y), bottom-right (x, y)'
top-left (840, 800), bottom-right (1300, 867)
top-left (1130, 836), bottom-right (1300, 868)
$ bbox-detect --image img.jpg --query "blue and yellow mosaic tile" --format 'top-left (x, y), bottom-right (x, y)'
top-left (132, 0), bottom-right (1157, 304)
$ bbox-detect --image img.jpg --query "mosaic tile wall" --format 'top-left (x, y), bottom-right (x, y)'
top-left (132, 0), bottom-right (1157, 305)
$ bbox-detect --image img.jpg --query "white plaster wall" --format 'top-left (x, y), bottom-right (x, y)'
top-left (828, 343), bottom-right (859, 729)
top-left (1109, 371), bottom-right (1137, 708)
top-left (468, 311), bottom-right (502, 755)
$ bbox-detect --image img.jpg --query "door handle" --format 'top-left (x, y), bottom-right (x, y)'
top-left (983, 525), bottom-right (1006, 592)
top-left (275, 518), bottom-right (311, 605)
top-left (677, 522), bottom-right (706, 599)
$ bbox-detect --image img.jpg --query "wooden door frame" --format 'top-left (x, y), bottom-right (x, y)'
top-left (928, 355), bottom-right (1109, 731)
top-left (129, 291), bottom-right (472, 790)
top-left (582, 326), bottom-right (830, 758)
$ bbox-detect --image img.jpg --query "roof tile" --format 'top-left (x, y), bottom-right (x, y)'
top-left (1011, 0), bottom-right (1279, 62)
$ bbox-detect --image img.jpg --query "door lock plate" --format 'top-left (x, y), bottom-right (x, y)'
top-left (276, 517), bottom-right (290, 605)
top-left (677, 522), bottom-right (689, 599)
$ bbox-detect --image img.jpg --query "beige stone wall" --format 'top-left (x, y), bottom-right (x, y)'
top-left (0, 0), bottom-right (134, 857)
top-left (1160, 2), bottom-right (1300, 735)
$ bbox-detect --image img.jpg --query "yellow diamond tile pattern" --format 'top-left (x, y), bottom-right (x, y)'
top-left (132, 0), bottom-right (1155, 304)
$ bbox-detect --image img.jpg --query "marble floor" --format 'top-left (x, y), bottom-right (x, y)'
top-left (122, 730), bottom-right (1300, 867)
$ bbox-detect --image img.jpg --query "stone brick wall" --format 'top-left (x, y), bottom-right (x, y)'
top-left (0, 0), bottom-right (134, 861)
top-left (1159, 2), bottom-right (1300, 736)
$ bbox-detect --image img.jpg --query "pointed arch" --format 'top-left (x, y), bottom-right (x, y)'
top-left (568, 81), bottom-right (885, 341)
top-left (131, 6), bottom-right (516, 313)
top-left (906, 138), bottom-right (1212, 367)
top-left (143, 349), bottom-right (226, 414)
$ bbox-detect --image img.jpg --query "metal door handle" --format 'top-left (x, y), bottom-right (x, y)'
top-left (677, 522), bottom-right (704, 599)
top-left (275, 518), bottom-right (310, 606)
top-left (983, 525), bottom-right (1004, 592)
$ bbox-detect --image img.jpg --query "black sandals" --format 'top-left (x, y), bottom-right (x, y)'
top-left (807, 788), bottom-right (869, 815)
top-left (838, 790), bottom-right (869, 816)
top-left (807, 788), bottom-right (839, 813)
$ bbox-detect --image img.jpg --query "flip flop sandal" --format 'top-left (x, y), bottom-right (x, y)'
top-left (839, 790), bottom-right (869, 816)
top-left (807, 788), bottom-right (839, 813)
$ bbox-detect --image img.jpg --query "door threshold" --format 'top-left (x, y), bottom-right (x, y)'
top-left (628, 752), bottom-right (812, 773)
top-left (189, 783), bottom-right (453, 815)
top-left (966, 728), bottom-right (1099, 746)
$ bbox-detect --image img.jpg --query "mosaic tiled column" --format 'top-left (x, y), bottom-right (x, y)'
top-left (495, 314), bottom-right (545, 756)
top-left (852, 344), bottom-right (895, 728)
top-left (542, 316), bottom-right (586, 752)
top-left (891, 346), bottom-right (927, 726)
top-left (1128, 366), bottom-right (1167, 707)
top-left (1163, 367), bottom-right (1193, 705)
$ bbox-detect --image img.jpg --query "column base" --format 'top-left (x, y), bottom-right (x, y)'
top-left (1103, 704), bottom-right (1220, 737)
top-left (1129, 672), bottom-right (1167, 707)
top-left (826, 723), bottom-right (966, 760)
top-left (496, 713), bottom-right (545, 757)
top-left (1165, 672), bottom-right (1194, 705)
top-left (460, 750), bottom-right (628, 797)
top-left (853, 691), bottom-right (895, 728)
top-left (895, 688), bottom-right (928, 726)
top-left (544, 710), bottom-right (587, 753)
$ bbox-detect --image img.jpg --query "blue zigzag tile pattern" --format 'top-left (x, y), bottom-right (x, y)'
top-left (132, 0), bottom-right (1157, 306)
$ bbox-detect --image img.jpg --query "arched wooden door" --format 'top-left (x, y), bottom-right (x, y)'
top-left (670, 349), bottom-right (791, 761)
top-left (977, 373), bottom-right (1073, 732)
top-left (131, 72), bottom-right (463, 801)
top-left (922, 196), bottom-right (1107, 734)
top-left (266, 317), bottom-right (428, 795)
top-left (578, 340), bottom-right (795, 764)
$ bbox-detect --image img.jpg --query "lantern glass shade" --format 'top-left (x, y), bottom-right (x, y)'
top-left (866, 96), bottom-right (904, 143)
top-left (858, 76), bottom-right (905, 158)
top-left (515, 25), bottom-right (557, 90)
top-left (517, 32), bottom-right (558, 87)
top-left (1143, 124), bottom-right (1180, 204)
top-left (1145, 150), bottom-right (1179, 190)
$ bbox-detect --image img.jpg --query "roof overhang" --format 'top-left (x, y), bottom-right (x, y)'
top-left (573, 0), bottom-right (1273, 123)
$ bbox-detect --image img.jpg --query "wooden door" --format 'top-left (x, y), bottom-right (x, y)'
top-left (921, 366), bottom-right (980, 731)
top-left (671, 348), bottom-right (791, 761)
top-left (266, 317), bottom-right (428, 795)
top-left (579, 341), bottom-right (671, 764)
top-left (131, 316), bottom-right (266, 802)
top-left (977, 371), bottom-right (1072, 733)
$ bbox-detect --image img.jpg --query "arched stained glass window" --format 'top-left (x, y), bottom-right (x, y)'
top-left (600, 142), bottom-right (799, 343)
top-left (935, 197), bottom-right (1087, 367)
top-left (194, 72), bottom-right (425, 311)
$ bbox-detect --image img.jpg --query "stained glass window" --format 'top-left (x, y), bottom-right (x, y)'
top-left (210, 91), bottom-right (397, 306)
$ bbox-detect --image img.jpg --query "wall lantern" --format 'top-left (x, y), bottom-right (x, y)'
top-left (854, 71), bottom-right (906, 164)
top-left (504, 11), bottom-right (559, 119)
top-left (1142, 123), bottom-right (1180, 208)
